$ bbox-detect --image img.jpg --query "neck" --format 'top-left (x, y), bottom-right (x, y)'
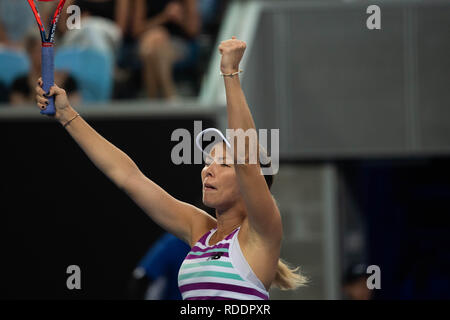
top-left (213, 202), bottom-right (246, 241)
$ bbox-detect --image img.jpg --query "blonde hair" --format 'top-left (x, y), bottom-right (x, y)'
top-left (270, 196), bottom-right (309, 291)
top-left (271, 259), bottom-right (309, 290)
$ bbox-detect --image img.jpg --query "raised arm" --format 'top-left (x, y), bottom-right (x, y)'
top-left (219, 37), bottom-right (282, 246)
top-left (35, 79), bottom-right (215, 246)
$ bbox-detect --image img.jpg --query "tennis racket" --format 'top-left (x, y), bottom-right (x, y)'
top-left (27, 0), bottom-right (67, 115)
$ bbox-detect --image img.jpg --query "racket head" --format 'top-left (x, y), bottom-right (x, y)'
top-left (27, 0), bottom-right (46, 43)
top-left (47, 0), bottom-right (67, 43)
top-left (26, 0), bottom-right (66, 44)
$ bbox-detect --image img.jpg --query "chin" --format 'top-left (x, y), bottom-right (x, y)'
top-left (202, 195), bottom-right (212, 208)
top-left (202, 197), bottom-right (215, 209)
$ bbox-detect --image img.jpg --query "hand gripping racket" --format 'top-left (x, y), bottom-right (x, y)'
top-left (27, 0), bottom-right (67, 115)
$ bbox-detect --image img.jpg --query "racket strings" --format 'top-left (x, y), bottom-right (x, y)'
top-left (29, 0), bottom-right (66, 43)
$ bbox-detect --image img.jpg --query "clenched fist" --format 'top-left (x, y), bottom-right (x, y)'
top-left (219, 36), bottom-right (246, 75)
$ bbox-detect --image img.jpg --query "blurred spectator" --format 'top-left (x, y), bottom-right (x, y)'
top-left (9, 31), bottom-right (81, 107)
top-left (10, 72), bottom-right (80, 107)
top-left (0, 1), bottom-right (80, 106)
top-left (0, 21), bottom-right (8, 46)
top-left (0, 0), bottom-right (35, 99)
top-left (342, 263), bottom-right (373, 300)
top-left (0, 0), bottom-right (35, 49)
top-left (58, 0), bottom-right (130, 59)
top-left (8, 31), bottom-right (41, 105)
top-left (50, 0), bottom-right (131, 103)
top-left (128, 233), bottom-right (190, 300)
top-left (0, 81), bottom-right (7, 103)
top-left (132, 0), bottom-right (201, 100)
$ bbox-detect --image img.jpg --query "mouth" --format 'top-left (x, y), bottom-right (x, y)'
top-left (204, 183), bottom-right (217, 191)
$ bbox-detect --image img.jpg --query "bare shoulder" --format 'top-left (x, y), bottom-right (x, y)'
top-left (188, 207), bottom-right (217, 248)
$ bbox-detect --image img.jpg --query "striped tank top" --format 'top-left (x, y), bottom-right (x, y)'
top-left (178, 227), bottom-right (270, 300)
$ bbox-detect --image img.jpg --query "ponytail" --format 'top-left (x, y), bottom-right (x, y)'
top-left (272, 259), bottom-right (309, 290)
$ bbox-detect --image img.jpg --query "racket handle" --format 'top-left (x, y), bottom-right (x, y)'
top-left (41, 45), bottom-right (56, 115)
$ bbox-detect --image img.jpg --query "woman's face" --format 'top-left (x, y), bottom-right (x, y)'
top-left (201, 142), bottom-right (241, 210)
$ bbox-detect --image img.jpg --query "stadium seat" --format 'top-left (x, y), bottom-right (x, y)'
top-left (55, 47), bottom-right (113, 102)
top-left (0, 49), bottom-right (30, 87)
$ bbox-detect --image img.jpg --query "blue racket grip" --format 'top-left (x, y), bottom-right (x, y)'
top-left (41, 45), bottom-right (56, 115)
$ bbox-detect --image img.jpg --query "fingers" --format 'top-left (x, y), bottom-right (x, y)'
top-left (219, 37), bottom-right (246, 50)
top-left (36, 93), bottom-right (48, 110)
top-left (35, 78), bottom-right (47, 111)
top-left (36, 94), bottom-right (48, 105)
top-left (36, 91), bottom-right (49, 111)
top-left (36, 79), bottom-right (63, 97)
top-left (35, 84), bottom-right (46, 96)
top-left (48, 85), bottom-right (64, 97)
top-left (48, 86), bottom-right (57, 97)
top-left (35, 79), bottom-right (59, 111)
top-left (37, 101), bottom-right (47, 111)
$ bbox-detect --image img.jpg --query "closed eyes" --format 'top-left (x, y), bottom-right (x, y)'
top-left (204, 158), bottom-right (232, 167)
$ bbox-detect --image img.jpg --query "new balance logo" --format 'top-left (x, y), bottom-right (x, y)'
top-left (208, 252), bottom-right (224, 261)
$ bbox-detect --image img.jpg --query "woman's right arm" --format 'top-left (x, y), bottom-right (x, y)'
top-left (35, 80), bottom-right (215, 245)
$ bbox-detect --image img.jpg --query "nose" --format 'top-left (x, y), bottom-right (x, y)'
top-left (205, 164), bottom-right (214, 177)
top-left (202, 161), bottom-right (216, 179)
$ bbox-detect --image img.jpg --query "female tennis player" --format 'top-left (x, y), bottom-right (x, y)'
top-left (35, 36), bottom-right (307, 299)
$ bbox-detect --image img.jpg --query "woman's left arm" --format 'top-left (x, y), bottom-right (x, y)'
top-left (220, 37), bottom-right (282, 244)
